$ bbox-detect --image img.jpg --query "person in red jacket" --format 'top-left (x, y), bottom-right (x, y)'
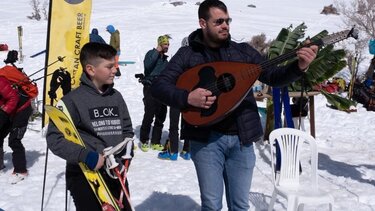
top-left (0, 51), bottom-right (33, 184)
top-left (0, 76), bottom-right (19, 171)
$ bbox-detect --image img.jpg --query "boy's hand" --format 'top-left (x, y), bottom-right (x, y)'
top-left (94, 154), bottom-right (105, 170)
top-left (84, 151), bottom-right (105, 171)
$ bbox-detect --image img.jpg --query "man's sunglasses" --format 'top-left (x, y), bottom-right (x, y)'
top-left (213, 18), bottom-right (232, 26)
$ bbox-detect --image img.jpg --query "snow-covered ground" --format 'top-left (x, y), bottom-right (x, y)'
top-left (1, 0), bottom-right (375, 210)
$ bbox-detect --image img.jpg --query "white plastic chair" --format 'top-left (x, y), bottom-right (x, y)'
top-left (268, 128), bottom-right (334, 211)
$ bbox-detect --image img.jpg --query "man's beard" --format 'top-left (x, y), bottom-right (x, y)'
top-left (206, 28), bottom-right (229, 46)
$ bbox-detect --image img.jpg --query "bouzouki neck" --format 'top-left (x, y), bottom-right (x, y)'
top-left (261, 28), bottom-right (359, 70)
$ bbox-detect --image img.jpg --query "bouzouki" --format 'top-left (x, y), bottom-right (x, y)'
top-left (176, 28), bottom-right (358, 126)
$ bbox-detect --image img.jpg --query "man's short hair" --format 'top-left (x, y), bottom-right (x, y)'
top-left (80, 42), bottom-right (117, 70)
top-left (198, 0), bottom-right (228, 20)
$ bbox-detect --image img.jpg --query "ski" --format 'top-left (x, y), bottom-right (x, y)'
top-left (118, 61), bottom-right (136, 66)
top-left (45, 104), bottom-right (121, 211)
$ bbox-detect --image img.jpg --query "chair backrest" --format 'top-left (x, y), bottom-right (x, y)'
top-left (269, 128), bottom-right (318, 189)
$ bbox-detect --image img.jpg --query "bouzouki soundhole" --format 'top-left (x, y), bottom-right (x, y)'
top-left (216, 73), bottom-right (235, 93)
top-left (193, 67), bottom-right (236, 117)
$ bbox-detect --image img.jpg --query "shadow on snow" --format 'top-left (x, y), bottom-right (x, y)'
top-left (134, 191), bottom-right (200, 211)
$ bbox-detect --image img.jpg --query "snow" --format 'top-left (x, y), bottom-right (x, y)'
top-left (1, 0), bottom-right (375, 210)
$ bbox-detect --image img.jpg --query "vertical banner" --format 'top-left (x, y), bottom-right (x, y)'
top-left (42, 0), bottom-right (92, 127)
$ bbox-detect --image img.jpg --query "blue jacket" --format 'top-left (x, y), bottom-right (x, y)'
top-left (151, 29), bottom-right (304, 144)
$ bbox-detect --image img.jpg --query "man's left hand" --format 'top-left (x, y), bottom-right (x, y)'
top-left (296, 44), bottom-right (318, 71)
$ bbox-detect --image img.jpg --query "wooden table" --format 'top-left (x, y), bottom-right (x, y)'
top-left (255, 91), bottom-right (320, 138)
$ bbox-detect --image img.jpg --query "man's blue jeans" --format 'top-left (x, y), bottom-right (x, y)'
top-left (190, 131), bottom-right (256, 211)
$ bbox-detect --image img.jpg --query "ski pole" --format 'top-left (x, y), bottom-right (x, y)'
top-left (32, 71), bottom-right (55, 82)
top-left (40, 148), bottom-right (49, 211)
top-left (28, 56), bottom-right (65, 78)
top-left (113, 167), bottom-right (134, 211)
top-left (104, 140), bottom-right (134, 211)
top-left (118, 140), bottom-right (133, 205)
top-left (41, 96), bottom-right (56, 211)
top-left (105, 154), bottom-right (132, 210)
top-left (119, 159), bottom-right (130, 205)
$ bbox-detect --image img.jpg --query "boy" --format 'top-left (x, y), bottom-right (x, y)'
top-left (46, 42), bottom-right (134, 211)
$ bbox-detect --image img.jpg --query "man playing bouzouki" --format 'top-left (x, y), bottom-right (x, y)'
top-left (151, 0), bottom-right (318, 210)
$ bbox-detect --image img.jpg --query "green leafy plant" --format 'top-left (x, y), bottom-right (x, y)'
top-left (268, 22), bottom-right (356, 111)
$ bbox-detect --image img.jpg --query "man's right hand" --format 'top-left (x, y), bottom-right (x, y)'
top-left (187, 88), bottom-right (216, 109)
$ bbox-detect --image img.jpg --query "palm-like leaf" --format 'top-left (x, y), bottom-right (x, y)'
top-left (268, 23), bottom-right (356, 112)
top-left (268, 23), bottom-right (306, 61)
top-left (290, 46), bottom-right (347, 91)
top-left (320, 90), bottom-right (357, 112)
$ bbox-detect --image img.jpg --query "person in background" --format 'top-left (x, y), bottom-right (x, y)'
top-left (0, 76), bottom-right (19, 172)
top-left (158, 37), bottom-right (190, 161)
top-left (106, 24), bottom-right (121, 76)
top-left (157, 106), bottom-right (191, 161)
top-left (0, 51), bottom-right (33, 184)
top-left (46, 42), bottom-right (134, 211)
top-left (290, 97), bottom-right (309, 131)
top-left (89, 28), bottom-right (106, 44)
top-left (151, 0), bottom-right (318, 210)
top-left (139, 35), bottom-right (170, 152)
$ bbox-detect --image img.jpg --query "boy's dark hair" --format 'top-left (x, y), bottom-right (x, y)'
top-left (80, 42), bottom-right (117, 70)
top-left (198, 0), bottom-right (228, 20)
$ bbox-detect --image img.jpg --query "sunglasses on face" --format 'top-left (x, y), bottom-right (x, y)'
top-left (212, 18), bottom-right (232, 26)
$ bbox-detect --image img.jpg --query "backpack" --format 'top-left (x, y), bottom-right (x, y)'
top-left (4, 50), bottom-right (18, 64)
top-left (0, 65), bottom-right (38, 100)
